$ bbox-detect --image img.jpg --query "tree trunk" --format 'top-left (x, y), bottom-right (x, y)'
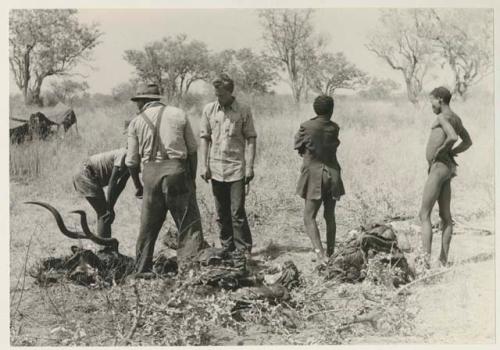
top-left (29, 76), bottom-right (45, 107)
top-left (291, 81), bottom-right (301, 104)
top-left (453, 73), bottom-right (468, 100)
top-left (22, 48), bottom-right (31, 106)
top-left (404, 78), bottom-right (419, 105)
top-left (29, 89), bottom-right (44, 107)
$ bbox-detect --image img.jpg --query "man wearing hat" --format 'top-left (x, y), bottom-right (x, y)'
top-left (199, 74), bottom-right (257, 257)
top-left (126, 83), bottom-right (204, 273)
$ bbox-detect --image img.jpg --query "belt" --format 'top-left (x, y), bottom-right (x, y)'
top-left (144, 157), bottom-right (186, 165)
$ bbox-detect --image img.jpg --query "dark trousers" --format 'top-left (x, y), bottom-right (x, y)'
top-left (135, 161), bottom-right (204, 273)
top-left (86, 191), bottom-right (114, 239)
top-left (211, 179), bottom-right (252, 252)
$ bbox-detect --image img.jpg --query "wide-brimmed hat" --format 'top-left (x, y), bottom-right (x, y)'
top-left (131, 83), bottom-right (162, 101)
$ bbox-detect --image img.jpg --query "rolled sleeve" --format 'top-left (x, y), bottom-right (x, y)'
top-left (184, 117), bottom-right (198, 154)
top-left (114, 148), bottom-right (127, 167)
top-left (199, 107), bottom-right (212, 140)
top-left (243, 108), bottom-right (257, 139)
top-left (125, 120), bottom-right (140, 168)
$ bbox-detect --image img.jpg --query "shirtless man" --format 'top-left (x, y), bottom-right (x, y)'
top-left (419, 87), bottom-right (472, 266)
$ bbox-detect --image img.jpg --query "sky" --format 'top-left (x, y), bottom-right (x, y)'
top-left (48, 8), bottom-right (398, 95)
top-left (9, 8), bottom-right (494, 95)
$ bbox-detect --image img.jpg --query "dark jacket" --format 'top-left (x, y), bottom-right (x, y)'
top-left (294, 116), bottom-right (345, 200)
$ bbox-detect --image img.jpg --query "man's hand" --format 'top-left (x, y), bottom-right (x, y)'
top-left (200, 167), bottom-right (211, 183)
top-left (245, 167), bottom-right (254, 185)
top-left (135, 186), bottom-right (143, 199)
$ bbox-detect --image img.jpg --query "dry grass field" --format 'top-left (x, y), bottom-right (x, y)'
top-left (9, 92), bottom-right (495, 345)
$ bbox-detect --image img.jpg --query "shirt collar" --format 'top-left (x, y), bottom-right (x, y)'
top-left (137, 100), bottom-right (165, 114)
top-left (216, 97), bottom-right (237, 112)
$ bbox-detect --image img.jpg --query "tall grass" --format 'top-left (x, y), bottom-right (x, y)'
top-left (10, 93), bottom-right (494, 222)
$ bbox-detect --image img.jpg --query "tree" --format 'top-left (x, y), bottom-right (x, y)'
top-left (358, 77), bottom-right (400, 99)
top-left (415, 9), bottom-right (493, 98)
top-left (49, 79), bottom-right (89, 105)
top-left (258, 9), bottom-right (324, 103)
top-left (9, 9), bottom-right (101, 106)
top-left (308, 52), bottom-right (366, 95)
top-left (366, 9), bottom-right (433, 105)
top-left (211, 48), bottom-right (278, 94)
top-left (124, 34), bottom-right (211, 104)
top-left (112, 80), bottom-right (138, 102)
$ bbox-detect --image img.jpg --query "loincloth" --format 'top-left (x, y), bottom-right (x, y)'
top-left (428, 160), bottom-right (457, 180)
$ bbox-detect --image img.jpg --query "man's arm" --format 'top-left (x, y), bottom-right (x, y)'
top-left (199, 107), bottom-right (212, 183)
top-left (199, 137), bottom-right (211, 182)
top-left (243, 107), bottom-right (258, 184)
top-left (125, 119), bottom-right (143, 198)
top-left (245, 137), bottom-right (256, 184)
top-left (128, 166), bottom-right (143, 199)
top-left (451, 124), bottom-right (473, 156)
top-left (107, 167), bottom-right (130, 209)
top-left (434, 115), bottom-right (458, 159)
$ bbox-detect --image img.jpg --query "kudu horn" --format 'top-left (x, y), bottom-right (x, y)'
top-left (25, 201), bottom-right (119, 251)
top-left (69, 210), bottom-right (119, 251)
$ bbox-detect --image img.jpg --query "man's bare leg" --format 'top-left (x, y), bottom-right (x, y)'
top-left (438, 179), bottom-right (453, 265)
top-left (419, 163), bottom-right (449, 264)
top-left (323, 197), bottom-right (337, 257)
top-left (304, 199), bottom-right (326, 261)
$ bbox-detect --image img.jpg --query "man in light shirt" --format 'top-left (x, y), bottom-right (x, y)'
top-left (126, 83), bottom-right (204, 273)
top-left (73, 148), bottom-right (130, 239)
top-left (199, 74), bottom-right (257, 257)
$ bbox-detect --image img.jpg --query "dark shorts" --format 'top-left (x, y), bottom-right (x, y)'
top-left (73, 164), bottom-right (101, 197)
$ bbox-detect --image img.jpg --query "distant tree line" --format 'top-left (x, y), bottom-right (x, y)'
top-left (9, 8), bottom-right (493, 107)
top-left (122, 35), bottom-right (279, 105)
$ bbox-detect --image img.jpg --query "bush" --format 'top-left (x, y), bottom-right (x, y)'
top-left (358, 78), bottom-right (400, 100)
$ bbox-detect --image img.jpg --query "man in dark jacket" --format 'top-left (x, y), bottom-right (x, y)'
top-left (294, 95), bottom-right (345, 264)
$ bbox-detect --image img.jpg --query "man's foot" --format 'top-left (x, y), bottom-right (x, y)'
top-left (437, 258), bottom-right (449, 268)
top-left (312, 249), bottom-right (329, 266)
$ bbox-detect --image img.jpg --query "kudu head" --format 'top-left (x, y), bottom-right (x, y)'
top-left (25, 201), bottom-right (120, 252)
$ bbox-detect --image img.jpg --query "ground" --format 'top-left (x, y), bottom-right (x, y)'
top-left (10, 178), bottom-right (495, 345)
top-left (9, 95), bottom-right (495, 345)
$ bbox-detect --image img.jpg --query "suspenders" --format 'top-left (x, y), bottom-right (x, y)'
top-left (140, 106), bottom-right (167, 162)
